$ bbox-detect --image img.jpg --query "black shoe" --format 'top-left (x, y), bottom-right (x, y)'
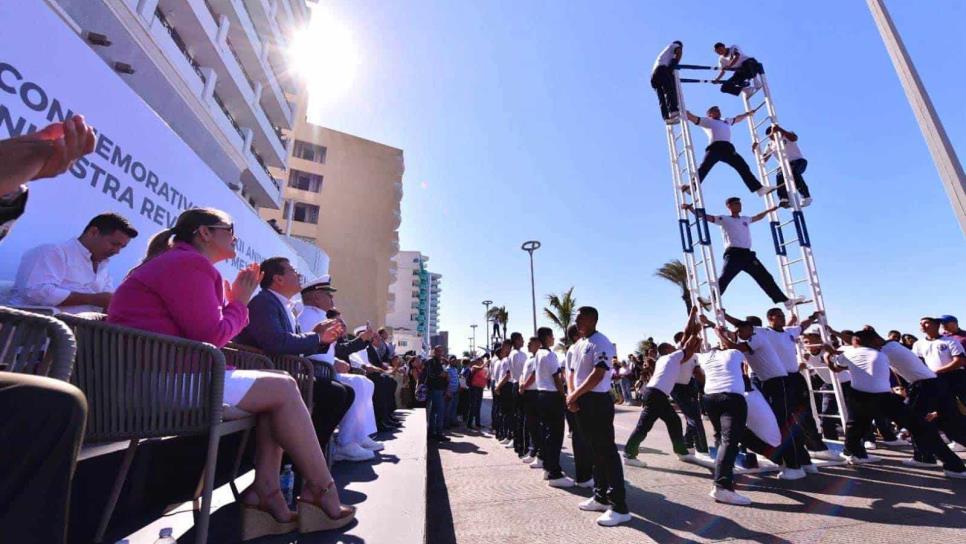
top-left (438, 435), bottom-right (451, 442)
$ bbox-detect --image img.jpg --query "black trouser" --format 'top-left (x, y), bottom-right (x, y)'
top-left (720, 58), bottom-right (762, 95)
top-left (522, 390), bottom-right (542, 458)
top-left (776, 158), bottom-right (810, 201)
top-left (650, 65), bottom-right (678, 119)
top-left (787, 372), bottom-right (828, 451)
top-left (568, 409), bottom-right (593, 483)
top-left (702, 392), bottom-right (747, 491)
top-left (512, 385), bottom-right (528, 456)
top-left (367, 372), bottom-right (397, 424)
top-left (0, 374), bottom-right (87, 544)
top-left (575, 392), bottom-right (627, 513)
top-left (490, 381), bottom-right (502, 436)
top-left (697, 141), bottom-right (762, 193)
top-left (757, 376), bottom-right (809, 469)
top-left (498, 382), bottom-right (516, 440)
top-left (906, 377), bottom-right (966, 464)
top-left (537, 390), bottom-right (566, 478)
top-left (625, 387), bottom-right (688, 458)
top-left (940, 370), bottom-right (966, 408)
top-left (823, 382), bottom-right (897, 442)
top-left (844, 387), bottom-right (965, 471)
top-left (313, 377), bottom-right (355, 451)
top-left (466, 386), bottom-right (484, 427)
top-left (719, 247), bottom-right (789, 304)
top-left (671, 380), bottom-right (709, 453)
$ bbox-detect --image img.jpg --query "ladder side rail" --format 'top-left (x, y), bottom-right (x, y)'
top-left (674, 71), bottom-right (727, 328)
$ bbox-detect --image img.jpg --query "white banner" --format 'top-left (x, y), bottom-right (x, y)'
top-left (0, 1), bottom-right (322, 285)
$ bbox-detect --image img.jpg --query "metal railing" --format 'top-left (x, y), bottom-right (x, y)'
top-left (155, 8), bottom-right (205, 82)
top-left (251, 149), bottom-right (282, 190)
top-left (212, 91), bottom-right (244, 140)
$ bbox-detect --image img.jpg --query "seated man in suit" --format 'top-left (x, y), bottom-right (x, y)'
top-left (234, 257), bottom-right (353, 454)
top-left (360, 326), bottom-right (402, 429)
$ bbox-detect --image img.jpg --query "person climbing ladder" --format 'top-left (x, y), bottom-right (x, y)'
top-left (685, 106), bottom-right (776, 196)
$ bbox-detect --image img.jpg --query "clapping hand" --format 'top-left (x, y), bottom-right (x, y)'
top-left (227, 264), bottom-right (262, 304)
top-left (314, 318), bottom-right (345, 344)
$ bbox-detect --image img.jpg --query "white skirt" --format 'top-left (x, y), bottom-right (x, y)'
top-left (223, 369), bottom-right (259, 407)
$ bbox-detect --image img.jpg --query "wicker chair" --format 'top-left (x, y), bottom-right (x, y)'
top-left (58, 313), bottom-right (258, 544)
top-left (0, 305), bottom-right (77, 380)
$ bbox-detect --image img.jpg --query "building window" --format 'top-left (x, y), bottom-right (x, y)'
top-left (287, 169), bottom-right (323, 192)
top-left (283, 201), bottom-right (320, 224)
top-left (293, 140), bottom-right (327, 163)
top-left (293, 235), bottom-right (317, 244)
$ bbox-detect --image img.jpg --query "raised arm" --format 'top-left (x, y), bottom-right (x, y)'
top-left (686, 110), bottom-right (700, 124)
top-left (750, 206), bottom-right (778, 223)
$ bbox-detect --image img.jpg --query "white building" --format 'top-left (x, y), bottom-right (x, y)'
top-left (0, 1), bottom-right (327, 284)
top-left (387, 251), bottom-right (442, 351)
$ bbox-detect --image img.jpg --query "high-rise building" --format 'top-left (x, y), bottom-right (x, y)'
top-left (387, 251), bottom-right (441, 351)
top-left (49, 0), bottom-right (312, 210)
top-left (260, 97), bottom-right (404, 328)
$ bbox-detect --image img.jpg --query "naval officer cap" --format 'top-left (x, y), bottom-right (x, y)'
top-left (301, 274), bottom-right (337, 294)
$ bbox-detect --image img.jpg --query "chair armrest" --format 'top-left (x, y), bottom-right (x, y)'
top-left (221, 347), bottom-right (274, 371)
top-left (57, 314), bottom-right (226, 443)
top-left (0, 306), bottom-right (76, 380)
top-left (269, 354), bottom-right (316, 411)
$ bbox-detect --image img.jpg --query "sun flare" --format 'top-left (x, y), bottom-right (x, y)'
top-left (289, 6), bottom-right (360, 106)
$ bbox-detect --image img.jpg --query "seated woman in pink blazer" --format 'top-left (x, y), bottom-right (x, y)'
top-left (107, 208), bottom-right (354, 539)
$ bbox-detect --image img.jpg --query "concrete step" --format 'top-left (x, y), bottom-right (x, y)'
top-left (120, 409), bottom-right (427, 543)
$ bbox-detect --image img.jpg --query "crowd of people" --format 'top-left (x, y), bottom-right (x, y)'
top-left (439, 304), bottom-right (966, 528)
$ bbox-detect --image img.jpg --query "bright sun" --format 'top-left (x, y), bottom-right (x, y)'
top-left (289, 5), bottom-right (360, 106)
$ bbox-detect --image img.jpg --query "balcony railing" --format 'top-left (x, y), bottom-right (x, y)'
top-left (155, 8), bottom-right (205, 82)
top-left (212, 91), bottom-right (244, 140)
top-left (225, 37), bottom-right (256, 93)
top-left (252, 149), bottom-right (281, 190)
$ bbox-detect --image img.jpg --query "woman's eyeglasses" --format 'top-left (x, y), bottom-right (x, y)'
top-left (206, 223), bottom-right (235, 235)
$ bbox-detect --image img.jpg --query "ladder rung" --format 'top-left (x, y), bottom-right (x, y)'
top-left (751, 102), bottom-right (766, 112)
top-left (754, 116), bottom-right (771, 129)
top-left (779, 218), bottom-right (795, 228)
top-left (674, 132), bottom-right (683, 141)
top-left (677, 148), bottom-right (687, 158)
top-left (766, 166), bottom-right (781, 176)
top-left (693, 260), bottom-right (704, 266)
top-left (790, 278), bottom-right (810, 285)
top-left (698, 281), bottom-right (709, 286)
top-left (780, 238), bottom-right (800, 248)
top-left (787, 258), bottom-right (804, 265)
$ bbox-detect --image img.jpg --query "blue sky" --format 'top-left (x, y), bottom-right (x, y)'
top-left (307, 0), bottom-right (965, 357)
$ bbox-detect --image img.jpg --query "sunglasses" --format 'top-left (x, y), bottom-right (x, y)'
top-left (206, 223), bottom-right (235, 235)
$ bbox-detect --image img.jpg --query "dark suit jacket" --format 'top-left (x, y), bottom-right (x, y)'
top-left (234, 289), bottom-right (321, 356)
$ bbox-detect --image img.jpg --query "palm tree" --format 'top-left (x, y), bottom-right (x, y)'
top-left (636, 336), bottom-right (656, 357)
top-left (486, 306), bottom-right (509, 344)
top-left (543, 287), bottom-right (577, 350)
top-left (654, 259), bottom-right (693, 314)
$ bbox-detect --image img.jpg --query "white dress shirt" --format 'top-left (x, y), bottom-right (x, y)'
top-left (9, 238), bottom-right (114, 313)
top-left (269, 289), bottom-right (298, 332)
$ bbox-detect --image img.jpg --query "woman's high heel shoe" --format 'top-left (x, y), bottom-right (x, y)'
top-left (240, 489), bottom-right (298, 541)
top-left (297, 479), bottom-right (356, 533)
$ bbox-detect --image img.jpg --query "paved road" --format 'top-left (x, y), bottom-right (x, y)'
top-left (427, 396), bottom-right (966, 544)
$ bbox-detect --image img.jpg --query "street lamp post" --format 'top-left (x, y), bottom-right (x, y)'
top-left (521, 240), bottom-right (542, 335)
top-left (470, 324), bottom-right (478, 355)
top-left (482, 300), bottom-right (493, 353)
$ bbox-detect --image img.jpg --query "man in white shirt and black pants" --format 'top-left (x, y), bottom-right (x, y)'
top-left (914, 316), bottom-right (966, 407)
top-left (685, 197), bottom-right (798, 308)
top-left (755, 125), bottom-right (812, 208)
top-left (712, 43), bottom-right (763, 96)
top-left (532, 327), bottom-right (575, 488)
top-left (624, 308), bottom-right (702, 467)
top-left (821, 330), bottom-right (966, 478)
top-left (508, 333), bottom-right (529, 458)
top-left (493, 341), bottom-right (514, 444)
top-left (686, 106), bottom-right (772, 196)
top-left (564, 325), bottom-right (594, 487)
top-left (651, 41), bottom-right (683, 123)
top-left (518, 336), bottom-right (543, 465)
top-left (567, 306), bottom-right (630, 526)
top-left (670, 331), bottom-right (710, 455)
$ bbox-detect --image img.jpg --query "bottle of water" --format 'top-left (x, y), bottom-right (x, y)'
top-left (153, 528), bottom-right (177, 543)
top-left (280, 464), bottom-right (295, 508)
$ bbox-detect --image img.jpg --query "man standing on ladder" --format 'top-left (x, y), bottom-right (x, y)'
top-left (685, 107), bottom-right (776, 197)
top-left (682, 197), bottom-right (803, 309)
top-left (651, 41), bottom-right (683, 124)
top-left (754, 125), bottom-right (813, 208)
top-left (712, 42), bottom-right (763, 96)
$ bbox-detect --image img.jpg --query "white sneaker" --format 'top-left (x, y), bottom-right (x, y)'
top-left (596, 509), bottom-right (632, 527)
top-left (521, 455), bottom-right (534, 464)
top-left (576, 478), bottom-right (595, 489)
top-left (802, 464), bottom-right (819, 474)
top-left (778, 467), bottom-right (806, 480)
top-left (757, 456), bottom-right (780, 468)
top-left (578, 497), bottom-right (609, 512)
top-left (624, 456), bottom-right (647, 468)
top-left (548, 476), bottom-right (575, 488)
top-left (944, 469), bottom-right (966, 479)
top-left (801, 197), bottom-right (813, 207)
top-left (809, 449), bottom-right (839, 462)
top-left (360, 437), bottom-right (385, 452)
top-left (504, 441), bottom-right (515, 448)
top-left (709, 487), bottom-right (752, 506)
top-left (783, 296), bottom-right (807, 310)
top-left (881, 438), bottom-right (910, 447)
top-left (952, 442), bottom-right (966, 452)
top-left (332, 442), bottom-right (376, 462)
top-left (864, 441), bottom-right (877, 450)
top-left (843, 453), bottom-right (882, 465)
top-left (677, 453), bottom-right (696, 462)
top-left (529, 459), bottom-right (544, 469)
top-left (755, 185), bottom-right (779, 197)
top-left (499, 438), bottom-right (511, 445)
top-left (901, 458), bottom-right (938, 468)
top-left (665, 113), bottom-right (681, 125)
